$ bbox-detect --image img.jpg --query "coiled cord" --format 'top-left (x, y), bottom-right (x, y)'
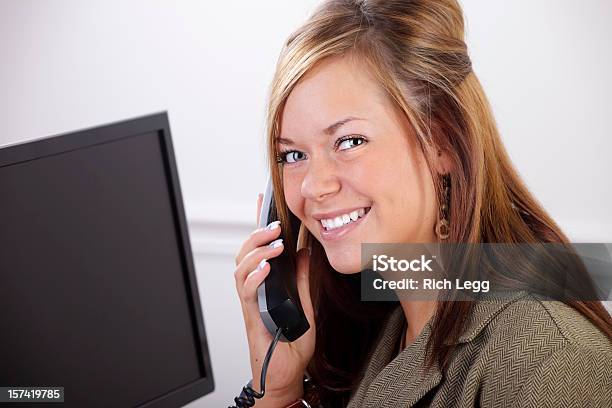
top-left (229, 327), bottom-right (283, 408)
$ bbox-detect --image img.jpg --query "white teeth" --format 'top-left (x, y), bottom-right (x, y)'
top-left (320, 207), bottom-right (370, 231)
top-left (333, 216), bottom-right (343, 228)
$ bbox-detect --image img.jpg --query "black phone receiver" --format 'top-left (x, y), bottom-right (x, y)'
top-left (257, 177), bottom-right (310, 342)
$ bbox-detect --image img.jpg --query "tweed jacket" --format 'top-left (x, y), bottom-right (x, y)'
top-left (344, 292), bottom-right (611, 407)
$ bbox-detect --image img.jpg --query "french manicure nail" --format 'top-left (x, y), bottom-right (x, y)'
top-left (268, 239), bottom-right (283, 249)
top-left (265, 220), bottom-right (281, 231)
top-left (257, 258), bottom-right (268, 270)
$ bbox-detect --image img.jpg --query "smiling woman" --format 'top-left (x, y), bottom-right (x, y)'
top-left (232, 0), bottom-right (612, 407)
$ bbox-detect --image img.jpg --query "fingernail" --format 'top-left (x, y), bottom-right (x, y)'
top-left (268, 238), bottom-right (283, 249)
top-left (265, 220), bottom-right (281, 231)
top-left (257, 258), bottom-right (267, 270)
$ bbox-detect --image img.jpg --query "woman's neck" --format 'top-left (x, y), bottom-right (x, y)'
top-left (399, 300), bottom-right (437, 346)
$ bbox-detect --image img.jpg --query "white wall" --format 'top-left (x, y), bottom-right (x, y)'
top-left (1, 1), bottom-right (610, 406)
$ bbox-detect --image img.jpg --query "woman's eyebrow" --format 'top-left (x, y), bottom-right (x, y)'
top-left (276, 137), bottom-right (294, 146)
top-left (324, 116), bottom-right (365, 135)
top-left (276, 116), bottom-right (366, 145)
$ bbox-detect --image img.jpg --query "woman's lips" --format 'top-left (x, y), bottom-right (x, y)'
top-left (319, 207), bottom-right (371, 242)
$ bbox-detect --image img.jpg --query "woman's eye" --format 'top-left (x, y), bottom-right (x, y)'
top-left (280, 150), bottom-right (307, 164)
top-left (337, 136), bottom-right (365, 151)
top-left (277, 137), bottom-right (365, 164)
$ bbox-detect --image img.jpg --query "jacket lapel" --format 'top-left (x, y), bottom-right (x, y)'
top-left (348, 292), bottom-right (528, 407)
top-left (348, 306), bottom-right (442, 408)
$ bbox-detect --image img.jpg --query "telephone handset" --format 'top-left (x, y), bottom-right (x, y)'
top-left (228, 178), bottom-right (311, 407)
top-left (257, 177), bottom-right (310, 342)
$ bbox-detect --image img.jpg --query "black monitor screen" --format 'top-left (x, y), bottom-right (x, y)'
top-left (0, 113), bottom-right (214, 407)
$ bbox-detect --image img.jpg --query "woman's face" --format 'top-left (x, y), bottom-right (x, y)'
top-left (278, 55), bottom-right (439, 274)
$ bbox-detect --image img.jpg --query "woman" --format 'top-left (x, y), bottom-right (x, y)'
top-left (233, 0), bottom-right (612, 406)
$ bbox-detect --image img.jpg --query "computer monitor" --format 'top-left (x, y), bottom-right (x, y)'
top-left (0, 113), bottom-right (214, 407)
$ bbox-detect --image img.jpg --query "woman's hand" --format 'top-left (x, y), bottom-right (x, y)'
top-left (233, 193), bottom-right (316, 406)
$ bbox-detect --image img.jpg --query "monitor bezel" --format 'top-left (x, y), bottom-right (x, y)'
top-left (0, 112), bottom-right (215, 407)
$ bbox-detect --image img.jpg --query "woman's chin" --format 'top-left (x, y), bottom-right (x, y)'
top-left (317, 238), bottom-right (364, 274)
top-left (327, 254), bottom-right (362, 274)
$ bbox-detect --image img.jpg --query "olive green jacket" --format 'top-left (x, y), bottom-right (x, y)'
top-left (346, 293), bottom-right (612, 407)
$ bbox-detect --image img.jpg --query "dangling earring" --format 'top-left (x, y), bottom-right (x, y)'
top-left (435, 174), bottom-right (451, 240)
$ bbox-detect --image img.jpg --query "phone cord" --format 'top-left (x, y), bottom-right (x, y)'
top-left (229, 327), bottom-right (283, 408)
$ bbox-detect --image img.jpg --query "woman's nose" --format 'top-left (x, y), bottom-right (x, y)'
top-left (300, 156), bottom-right (340, 202)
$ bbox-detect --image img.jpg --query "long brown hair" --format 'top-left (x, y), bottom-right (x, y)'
top-left (264, 0), bottom-right (612, 405)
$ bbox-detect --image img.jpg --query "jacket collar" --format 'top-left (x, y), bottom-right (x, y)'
top-left (347, 291), bottom-right (529, 408)
top-left (454, 291), bottom-right (529, 344)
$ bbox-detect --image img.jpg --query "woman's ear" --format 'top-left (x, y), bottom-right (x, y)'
top-left (424, 119), bottom-right (455, 176)
top-left (433, 148), bottom-right (454, 176)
